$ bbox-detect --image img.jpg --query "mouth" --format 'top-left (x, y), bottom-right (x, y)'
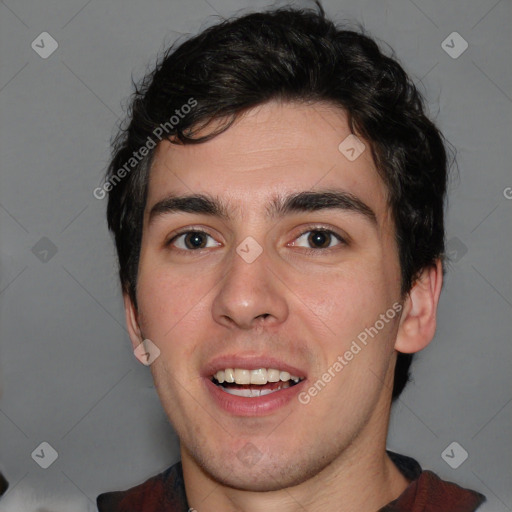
top-left (210, 368), bottom-right (305, 398)
top-left (204, 361), bottom-right (307, 416)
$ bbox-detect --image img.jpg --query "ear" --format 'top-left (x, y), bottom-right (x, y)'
top-left (123, 293), bottom-right (143, 351)
top-left (394, 259), bottom-right (443, 354)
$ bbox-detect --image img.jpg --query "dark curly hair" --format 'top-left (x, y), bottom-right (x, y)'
top-left (104, 2), bottom-right (450, 401)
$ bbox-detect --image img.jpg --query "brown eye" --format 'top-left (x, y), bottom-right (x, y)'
top-left (170, 230), bottom-right (220, 250)
top-left (293, 229), bottom-right (344, 250)
top-left (184, 232), bottom-right (207, 249)
top-left (307, 231), bottom-right (332, 248)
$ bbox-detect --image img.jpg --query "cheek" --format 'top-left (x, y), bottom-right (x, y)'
top-left (294, 261), bottom-right (400, 381)
top-left (136, 262), bottom-right (213, 348)
top-left (299, 264), bottom-right (389, 331)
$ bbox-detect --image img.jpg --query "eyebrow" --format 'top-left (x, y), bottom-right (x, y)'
top-left (148, 189), bottom-right (377, 226)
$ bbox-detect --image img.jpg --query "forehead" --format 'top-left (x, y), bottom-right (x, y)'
top-left (146, 100), bottom-right (389, 222)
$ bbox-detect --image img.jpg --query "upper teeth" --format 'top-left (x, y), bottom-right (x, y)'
top-left (213, 368), bottom-right (302, 385)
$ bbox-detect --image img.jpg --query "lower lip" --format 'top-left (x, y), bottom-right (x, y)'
top-left (204, 378), bottom-right (307, 416)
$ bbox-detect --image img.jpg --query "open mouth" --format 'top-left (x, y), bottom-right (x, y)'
top-left (211, 368), bottom-right (305, 398)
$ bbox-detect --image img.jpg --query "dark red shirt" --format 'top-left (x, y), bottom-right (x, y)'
top-left (97, 452), bottom-right (485, 511)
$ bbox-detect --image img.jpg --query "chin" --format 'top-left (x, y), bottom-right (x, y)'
top-left (213, 463), bottom-right (321, 493)
top-left (195, 446), bottom-right (329, 493)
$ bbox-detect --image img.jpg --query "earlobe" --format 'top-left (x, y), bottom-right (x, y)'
top-left (394, 259), bottom-right (443, 354)
top-left (123, 293), bottom-right (143, 350)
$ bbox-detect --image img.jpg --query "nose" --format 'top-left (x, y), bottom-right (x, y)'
top-left (211, 244), bottom-right (289, 330)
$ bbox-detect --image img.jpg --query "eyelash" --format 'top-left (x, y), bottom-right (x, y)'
top-left (166, 226), bottom-right (348, 254)
top-left (292, 228), bottom-right (347, 253)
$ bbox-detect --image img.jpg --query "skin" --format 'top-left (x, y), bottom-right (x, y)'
top-left (124, 100), bottom-right (443, 512)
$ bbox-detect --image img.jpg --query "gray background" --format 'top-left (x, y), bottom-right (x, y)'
top-left (0, 0), bottom-right (510, 509)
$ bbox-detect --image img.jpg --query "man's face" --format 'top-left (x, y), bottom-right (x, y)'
top-left (129, 101), bottom-right (404, 490)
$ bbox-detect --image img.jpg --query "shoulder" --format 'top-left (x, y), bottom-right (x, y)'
top-left (384, 466), bottom-right (485, 511)
top-left (384, 451), bottom-right (486, 511)
top-left (407, 471), bottom-right (486, 511)
top-left (96, 461), bottom-right (187, 512)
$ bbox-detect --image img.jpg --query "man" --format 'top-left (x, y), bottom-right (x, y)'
top-left (97, 3), bottom-right (486, 511)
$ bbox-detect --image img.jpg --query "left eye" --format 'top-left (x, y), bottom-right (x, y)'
top-left (170, 231), bottom-right (221, 250)
top-left (292, 229), bottom-right (344, 249)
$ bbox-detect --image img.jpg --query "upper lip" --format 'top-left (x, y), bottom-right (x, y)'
top-left (202, 354), bottom-right (307, 379)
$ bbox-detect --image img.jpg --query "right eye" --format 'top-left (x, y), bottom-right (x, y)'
top-left (168, 230), bottom-right (221, 251)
